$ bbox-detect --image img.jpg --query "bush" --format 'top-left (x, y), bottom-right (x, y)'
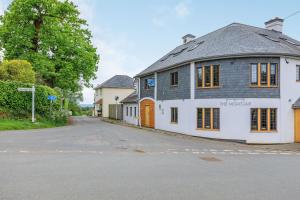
top-left (0, 80), bottom-right (61, 119)
top-left (0, 60), bottom-right (36, 83)
top-left (49, 110), bottom-right (69, 125)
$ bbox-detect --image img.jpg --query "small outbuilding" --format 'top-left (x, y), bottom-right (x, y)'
top-left (121, 92), bottom-right (139, 126)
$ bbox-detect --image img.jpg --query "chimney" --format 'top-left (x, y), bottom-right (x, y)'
top-left (182, 34), bottom-right (196, 44)
top-left (265, 17), bottom-right (284, 32)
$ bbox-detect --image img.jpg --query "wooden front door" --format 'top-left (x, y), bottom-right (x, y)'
top-left (295, 109), bottom-right (300, 142)
top-left (140, 99), bottom-right (155, 128)
top-left (145, 105), bottom-right (150, 127)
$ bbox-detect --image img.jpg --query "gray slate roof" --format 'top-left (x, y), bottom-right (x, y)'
top-left (121, 92), bottom-right (138, 103)
top-left (293, 98), bottom-right (300, 109)
top-left (95, 75), bottom-right (134, 89)
top-left (136, 23), bottom-right (300, 77)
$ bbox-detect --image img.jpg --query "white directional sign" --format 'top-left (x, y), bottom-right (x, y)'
top-left (17, 87), bottom-right (35, 92)
top-left (17, 86), bottom-right (36, 122)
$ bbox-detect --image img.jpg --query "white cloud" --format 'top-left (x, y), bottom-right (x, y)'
top-left (175, 2), bottom-right (190, 18)
top-left (151, 1), bottom-right (191, 27)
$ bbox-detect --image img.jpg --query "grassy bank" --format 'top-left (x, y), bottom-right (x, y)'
top-left (0, 119), bottom-right (66, 131)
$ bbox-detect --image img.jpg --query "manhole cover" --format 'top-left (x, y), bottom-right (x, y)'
top-left (200, 156), bottom-right (221, 162)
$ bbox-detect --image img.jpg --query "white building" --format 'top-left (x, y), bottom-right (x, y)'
top-left (94, 75), bottom-right (135, 118)
top-left (135, 18), bottom-right (300, 144)
top-left (121, 92), bottom-right (139, 126)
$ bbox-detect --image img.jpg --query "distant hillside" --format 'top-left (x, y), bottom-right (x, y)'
top-left (80, 104), bottom-right (94, 108)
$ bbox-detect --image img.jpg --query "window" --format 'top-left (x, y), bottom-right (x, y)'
top-left (196, 64), bottom-right (220, 88)
top-left (197, 66), bottom-right (203, 87)
top-left (171, 107), bottom-right (178, 123)
top-left (126, 107), bottom-right (128, 116)
top-left (134, 107), bottom-right (137, 117)
top-left (213, 65), bottom-right (220, 86)
top-left (213, 108), bottom-right (220, 129)
top-left (251, 109), bottom-right (258, 130)
top-left (250, 63), bottom-right (278, 87)
top-left (197, 108), bottom-right (203, 128)
top-left (251, 64), bottom-right (258, 85)
top-left (270, 63), bottom-right (277, 86)
top-left (197, 108), bottom-right (220, 130)
top-left (144, 78), bottom-right (155, 89)
top-left (260, 63), bottom-right (268, 85)
top-left (170, 72), bottom-right (178, 86)
top-left (297, 65), bottom-right (300, 81)
top-left (130, 107), bottom-right (132, 117)
top-left (204, 66), bottom-right (211, 87)
top-left (251, 108), bottom-right (277, 132)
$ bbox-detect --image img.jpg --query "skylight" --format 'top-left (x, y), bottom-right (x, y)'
top-left (279, 37), bottom-right (300, 46)
top-left (160, 47), bottom-right (188, 61)
top-left (258, 33), bottom-right (280, 42)
top-left (188, 41), bottom-right (204, 51)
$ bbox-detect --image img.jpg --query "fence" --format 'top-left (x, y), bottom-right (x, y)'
top-left (108, 104), bottom-right (123, 120)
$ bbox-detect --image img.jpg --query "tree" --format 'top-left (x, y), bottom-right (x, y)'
top-left (0, 0), bottom-right (99, 92)
top-left (0, 60), bottom-right (36, 83)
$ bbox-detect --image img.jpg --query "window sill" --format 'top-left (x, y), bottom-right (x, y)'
top-left (196, 128), bottom-right (220, 131)
top-left (196, 86), bottom-right (221, 89)
top-left (251, 130), bottom-right (277, 133)
top-left (249, 85), bottom-right (278, 88)
top-left (171, 122), bottom-right (178, 124)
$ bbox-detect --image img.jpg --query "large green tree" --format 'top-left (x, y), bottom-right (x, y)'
top-left (0, 0), bottom-right (99, 91)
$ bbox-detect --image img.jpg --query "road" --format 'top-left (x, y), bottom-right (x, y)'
top-left (0, 116), bottom-right (300, 200)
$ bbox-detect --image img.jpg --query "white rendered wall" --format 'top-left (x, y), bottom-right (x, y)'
top-left (155, 98), bottom-right (285, 143)
top-left (279, 57), bottom-right (300, 143)
top-left (102, 88), bottom-right (135, 118)
top-left (123, 103), bottom-right (139, 125)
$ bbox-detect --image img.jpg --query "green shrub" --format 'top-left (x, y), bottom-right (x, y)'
top-left (0, 81), bottom-right (61, 119)
top-left (49, 110), bottom-right (69, 125)
top-left (0, 60), bottom-right (36, 83)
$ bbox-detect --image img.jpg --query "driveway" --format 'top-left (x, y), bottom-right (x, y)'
top-left (0, 116), bottom-right (300, 200)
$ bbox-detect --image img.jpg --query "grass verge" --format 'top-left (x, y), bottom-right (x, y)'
top-left (0, 119), bottom-right (66, 131)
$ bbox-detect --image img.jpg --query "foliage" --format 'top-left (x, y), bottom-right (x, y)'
top-left (0, 60), bottom-right (36, 83)
top-left (0, 119), bottom-right (65, 130)
top-left (48, 110), bottom-right (68, 125)
top-left (0, 80), bottom-right (60, 118)
top-left (0, 0), bottom-right (99, 92)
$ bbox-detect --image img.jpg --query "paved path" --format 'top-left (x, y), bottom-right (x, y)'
top-left (0, 117), bottom-right (300, 200)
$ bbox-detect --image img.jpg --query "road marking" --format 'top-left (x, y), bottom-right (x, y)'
top-left (19, 150), bottom-right (29, 153)
top-left (192, 152), bottom-right (200, 154)
top-left (247, 152), bottom-right (260, 155)
top-left (223, 150), bottom-right (233, 152)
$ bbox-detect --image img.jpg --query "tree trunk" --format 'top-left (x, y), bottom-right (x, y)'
top-left (32, 18), bottom-right (43, 52)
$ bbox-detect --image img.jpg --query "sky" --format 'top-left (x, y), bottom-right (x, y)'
top-left (1, 0), bottom-right (300, 104)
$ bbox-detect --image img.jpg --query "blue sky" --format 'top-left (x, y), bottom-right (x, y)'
top-left (1, 0), bottom-right (300, 103)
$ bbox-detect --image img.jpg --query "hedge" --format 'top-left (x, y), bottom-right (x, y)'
top-left (0, 81), bottom-right (61, 119)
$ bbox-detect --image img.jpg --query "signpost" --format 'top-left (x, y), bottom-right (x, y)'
top-left (48, 95), bottom-right (57, 116)
top-left (17, 85), bottom-right (35, 123)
